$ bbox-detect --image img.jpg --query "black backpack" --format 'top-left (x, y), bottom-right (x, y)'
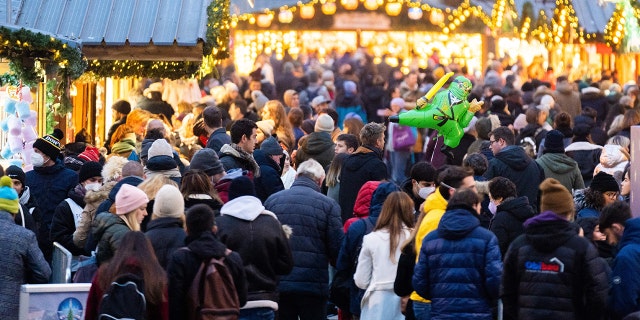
top-left (98, 273), bottom-right (147, 320)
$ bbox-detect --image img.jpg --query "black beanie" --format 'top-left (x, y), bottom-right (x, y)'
top-left (228, 176), bottom-right (256, 200)
top-left (544, 130), bottom-right (565, 153)
top-left (33, 128), bottom-right (63, 160)
top-left (189, 148), bottom-right (224, 176)
top-left (590, 172), bottom-right (620, 193)
top-left (5, 165), bottom-right (25, 185)
top-left (79, 161), bottom-right (103, 183)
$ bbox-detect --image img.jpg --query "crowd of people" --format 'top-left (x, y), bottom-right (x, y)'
top-left (2, 49), bottom-right (640, 320)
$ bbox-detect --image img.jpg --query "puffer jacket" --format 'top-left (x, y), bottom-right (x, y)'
top-left (217, 195), bottom-right (294, 309)
top-left (610, 218), bottom-right (640, 319)
top-left (336, 182), bottom-right (399, 315)
top-left (501, 211), bottom-right (609, 320)
top-left (91, 211), bottom-right (132, 265)
top-left (413, 206), bottom-right (502, 320)
top-left (565, 141), bottom-right (602, 187)
top-left (253, 149), bottom-right (284, 203)
top-left (264, 176), bottom-right (344, 297)
top-left (484, 145), bottom-right (545, 212)
top-left (339, 145), bottom-right (388, 222)
top-left (294, 131), bottom-right (335, 170)
top-left (581, 87), bottom-right (608, 125)
top-left (343, 180), bottom-right (381, 232)
top-left (595, 144), bottom-right (629, 179)
top-left (536, 152), bottom-right (584, 192)
top-left (489, 196), bottom-right (535, 257)
top-left (73, 181), bottom-right (116, 248)
top-left (145, 217), bottom-right (186, 269)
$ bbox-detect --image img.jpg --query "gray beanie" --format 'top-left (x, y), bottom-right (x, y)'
top-left (153, 185), bottom-right (184, 219)
top-left (189, 148), bottom-right (225, 176)
top-left (260, 135), bottom-right (283, 155)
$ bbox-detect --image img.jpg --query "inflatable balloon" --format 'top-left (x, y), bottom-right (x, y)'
top-left (389, 72), bottom-right (483, 159)
top-left (8, 159), bottom-right (23, 168)
top-left (0, 118), bottom-right (8, 132)
top-left (7, 135), bottom-right (23, 154)
top-left (7, 115), bottom-right (21, 136)
top-left (22, 125), bottom-right (38, 142)
top-left (16, 101), bottom-right (31, 120)
top-left (4, 98), bottom-right (16, 114)
top-left (1, 147), bottom-right (12, 160)
top-left (20, 87), bottom-right (32, 104)
top-left (25, 110), bottom-right (38, 127)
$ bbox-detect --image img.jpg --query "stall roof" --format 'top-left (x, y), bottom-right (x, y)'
top-left (0, 0), bottom-right (21, 24)
top-left (6, 0), bottom-right (212, 61)
top-left (513, 0), bottom-right (615, 34)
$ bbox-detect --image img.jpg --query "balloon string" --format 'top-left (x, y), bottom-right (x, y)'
top-left (430, 134), bottom-right (438, 164)
top-left (17, 80), bottom-right (23, 102)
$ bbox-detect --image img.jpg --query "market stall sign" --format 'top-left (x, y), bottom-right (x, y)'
top-left (333, 12), bottom-right (391, 30)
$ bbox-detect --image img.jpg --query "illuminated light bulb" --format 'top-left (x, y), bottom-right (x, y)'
top-left (408, 7), bottom-right (423, 20)
top-left (322, 2), bottom-right (337, 15)
top-left (341, 0), bottom-right (358, 10)
top-left (385, 2), bottom-right (402, 16)
top-left (278, 9), bottom-right (293, 23)
top-left (430, 10), bottom-right (444, 25)
top-left (364, 0), bottom-right (379, 10)
top-left (300, 5), bottom-right (315, 19)
top-left (256, 14), bottom-right (272, 28)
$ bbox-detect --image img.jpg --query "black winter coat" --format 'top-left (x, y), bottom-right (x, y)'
top-left (167, 232), bottom-right (247, 320)
top-left (253, 149), bottom-right (285, 203)
top-left (338, 145), bottom-right (388, 222)
top-left (484, 146), bottom-right (545, 212)
top-left (145, 217), bottom-right (186, 269)
top-left (501, 212), bottom-right (609, 320)
top-left (49, 186), bottom-right (87, 256)
top-left (294, 132), bottom-right (335, 170)
top-left (489, 196), bottom-right (535, 257)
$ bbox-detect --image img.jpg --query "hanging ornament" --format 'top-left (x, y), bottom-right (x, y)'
top-left (408, 7), bottom-right (423, 20)
top-left (300, 4), bottom-right (315, 19)
top-left (322, 2), bottom-right (337, 15)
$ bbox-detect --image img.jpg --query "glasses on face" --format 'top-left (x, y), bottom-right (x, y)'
top-left (489, 139), bottom-right (499, 145)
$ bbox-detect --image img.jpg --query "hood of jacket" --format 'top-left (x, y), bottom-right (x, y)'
top-left (565, 141), bottom-right (602, 152)
top-left (620, 218), bottom-right (640, 250)
top-left (537, 153), bottom-right (578, 174)
top-left (368, 182), bottom-right (399, 219)
top-left (496, 145), bottom-right (533, 171)
top-left (438, 206), bottom-right (480, 240)
top-left (300, 132), bottom-right (334, 156)
top-left (353, 181), bottom-right (382, 218)
top-left (186, 231), bottom-right (228, 259)
top-left (253, 149), bottom-right (281, 172)
top-left (600, 144), bottom-right (629, 168)
top-left (107, 176), bottom-right (144, 201)
top-left (220, 195), bottom-right (277, 221)
top-left (140, 138), bottom-right (155, 161)
top-left (555, 81), bottom-right (575, 95)
top-left (496, 196), bottom-right (535, 222)
top-left (523, 211), bottom-right (576, 252)
top-left (344, 145), bottom-right (383, 171)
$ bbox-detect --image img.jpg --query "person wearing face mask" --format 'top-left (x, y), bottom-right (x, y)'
top-left (400, 161), bottom-right (436, 214)
top-left (487, 177), bottom-right (535, 257)
top-left (50, 161), bottom-right (103, 270)
top-left (26, 129), bottom-right (79, 262)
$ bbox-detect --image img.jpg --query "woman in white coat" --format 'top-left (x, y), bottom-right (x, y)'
top-left (354, 191), bottom-right (415, 320)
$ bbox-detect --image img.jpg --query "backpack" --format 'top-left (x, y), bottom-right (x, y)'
top-left (98, 273), bottom-right (146, 320)
top-left (186, 248), bottom-right (240, 320)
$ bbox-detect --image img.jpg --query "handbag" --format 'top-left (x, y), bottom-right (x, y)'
top-left (393, 124), bottom-right (417, 150)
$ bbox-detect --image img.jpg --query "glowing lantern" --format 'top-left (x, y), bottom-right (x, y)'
top-left (300, 5), bottom-right (315, 19)
top-left (385, 2), bottom-right (402, 16)
top-left (322, 2), bottom-right (337, 15)
top-left (256, 14), bottom-right (272, 28)
top-left (429, 10), bottom-right (444, 25)
top-left (363, 0), bottom-right (379, 10)
top-left (408, 7), bottom-right (423, 20)
top-left (341, 0), bottom-right (358, 10)
top-left (278, 9), bottom-right (293, 23)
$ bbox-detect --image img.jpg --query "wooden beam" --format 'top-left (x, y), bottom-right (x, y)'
top-left (82, 43), bottom-right (203, 62)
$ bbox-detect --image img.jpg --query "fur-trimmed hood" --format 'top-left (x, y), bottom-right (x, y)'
top-left (84, 181), bottom-right (117, 205)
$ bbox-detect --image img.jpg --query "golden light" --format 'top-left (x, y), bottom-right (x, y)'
top-left (341, 0), bottom-right (358, 10)
top-left (322, 2), bottom-right (337, 15)
top-left (385, 2), bottom-right (402, 16)
top-left (363, 0), bottom-right (379, 10)
top-left (408, 7), bottom-right (423, 20)
top-left (256, 14), bottom-right (273, 28)
top-left (429, 10), bottom-right (444, 25)
top-left (278, 9), bottom-right (293, 23)
top-left (300, 4), bottom-right (315, 19)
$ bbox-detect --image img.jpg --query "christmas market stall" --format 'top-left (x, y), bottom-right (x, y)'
top-left (604, 0), bottom-right (640, 83)
top-left (5, 0), bottom-right (229, 147)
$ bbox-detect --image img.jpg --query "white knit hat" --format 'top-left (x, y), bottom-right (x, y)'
top-left (153, 185), bottom-right (185, 219)
top-left (148, 139), bottom-right (173, 159)
top-left (315, 114), bottom-right (334, 133)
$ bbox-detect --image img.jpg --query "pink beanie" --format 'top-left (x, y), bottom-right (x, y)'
top-left (115, 184), bottom-right (149, 215)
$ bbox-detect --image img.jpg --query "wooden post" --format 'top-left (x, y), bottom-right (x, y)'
top-left (631, 125), bottom-right (640, 217)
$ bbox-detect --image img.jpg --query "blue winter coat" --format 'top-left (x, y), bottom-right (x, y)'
top-left (611, 218), bottom-right (640, 319)
top-left (253, 149), bottom-right (284, 203)
top-left (264, 176), bottom-right (344, 297)
top-left (413, 206), bottom-right (502, 320)
top-left (335, 182), bottom-right (399, 315)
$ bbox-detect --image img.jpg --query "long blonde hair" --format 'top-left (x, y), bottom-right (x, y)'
top-left (138, 175), bottom-right (178, 201)
top-left (375, 191), bottom-right (415, 261)
top-left (263, 100), bottom-right (295, 151)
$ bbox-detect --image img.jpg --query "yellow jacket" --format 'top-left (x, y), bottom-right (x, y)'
top-left (410, 187), bottom-right (448, 302)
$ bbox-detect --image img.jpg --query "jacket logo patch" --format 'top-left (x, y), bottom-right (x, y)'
top-left (525, 257), bottom-right (565, 273)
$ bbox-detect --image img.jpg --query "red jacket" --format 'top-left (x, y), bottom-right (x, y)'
top-left (343, 181), bottom-right (381, 232)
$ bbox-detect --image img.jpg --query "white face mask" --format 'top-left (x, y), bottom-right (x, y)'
top-left (85, 183), bottom-right (102, 192)
top-left (418, 186), bottom-right (436, 199)
top-left (31, 153), bottom-right (45, 167)
top-left (489, 201), bottom-right (498, 215)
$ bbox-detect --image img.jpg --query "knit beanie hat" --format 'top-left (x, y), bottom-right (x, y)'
top-left (539, 178), bottom-right (574, 217)
top-left (315, 114), bottom-right (335, 133)
top-left (153, 185), bottom-right (185, 219)
top-left (5, 165), bottom-right (25, 186)
top-left (256, 120), bottom-right (274, 137)
top-left (148, 139), bottom-right (173, 159)
top-left (228, 176), bottom-right (256, 200)
top-left (78, 145), bottom-right (101, 163)
top-left (590, 172), bottom-right (620, 193)
top-left (260, 135), bottom-right (283, 155)
top-left (189, 148), bottom-right (224, 176)
top-left (115, 184), bottom-right (149, 215)
top-left (543, 130), bottom-right (565, 153)
top-left (79, 161), bottom-right (103, 183)
top-left (0, 176), bottom-right (19, 214)
top-left (33, 128), bottom-right (63, 160)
